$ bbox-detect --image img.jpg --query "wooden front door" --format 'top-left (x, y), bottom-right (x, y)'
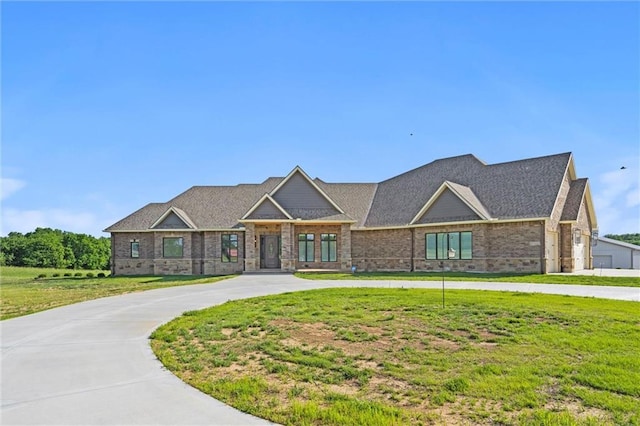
top-left (261, 235), bottom-right (281, 269)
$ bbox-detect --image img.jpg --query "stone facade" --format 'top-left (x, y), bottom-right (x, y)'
top-left (110, 231), bottom-right (244, 276)
top-left (352, 228), bottom-right (413, 271)
top-left (111, 217), bottom-right (588, 275)
top-left (292, 224), bottom-right (344, 271)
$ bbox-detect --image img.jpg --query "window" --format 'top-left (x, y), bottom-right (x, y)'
top-left (426, 232), bottom-right (472, 260)
top-left (163, 237), bottom-right (184, 258)
top-left (131, 242), bottom-right (139, 258)
top-left (222, 234), bottom-right (238, 263)
top-left (298, 233), bottom-right (314, 262)
top-left (321, 233), bottom-right (337, 262)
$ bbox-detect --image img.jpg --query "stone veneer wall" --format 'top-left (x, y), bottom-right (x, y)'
top-left (294, 224), bottom-right (344, 270)
top-left (112, 220), bottom-right (555, 275)
top-left (201, 231), bottom-right (245, 275)
top-left (413, 224), bottom-right (483, 272)
top-left (281, 223), bottom-right (295, 271)
top-left (111, 231), bottom-right (245, 276)
top-left (153, 231), bottom-right (192, 275)
top-left (351, 228), bottom-right (413, 272)
top-left (244, 223), bottom-right (257, 272)
top-left (353, 221), bottom-right (545, 274)
top-left (111, 232), bottom-right (155, 275)
top-left (482, 222), bottom-right (544, 273)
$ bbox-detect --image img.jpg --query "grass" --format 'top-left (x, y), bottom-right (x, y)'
top-left (0, 266), bottom-right (232, 320)
top-left (294, 271), bottom-right (640, 287)
top-left (151, 288), bottom-right (640, 426)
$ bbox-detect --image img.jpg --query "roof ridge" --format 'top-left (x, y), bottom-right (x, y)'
top-left (379, 154), bottom-right (486, 184)
top-left (489, 152), bottom-right (572, 168)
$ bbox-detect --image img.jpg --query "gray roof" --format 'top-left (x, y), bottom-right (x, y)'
top-left (364, 152), bottom-right (572, 227)
top-left (561, 178), bottom-right (587, 221)
top-left (105, 152), bottom-right (580, 232)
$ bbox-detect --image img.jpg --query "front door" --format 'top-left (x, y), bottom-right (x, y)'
top-left (261, 235), bottom-right (281, 269)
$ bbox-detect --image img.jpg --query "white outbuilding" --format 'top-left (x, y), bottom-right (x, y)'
top-left (593, 237), bottom-right (640, 270)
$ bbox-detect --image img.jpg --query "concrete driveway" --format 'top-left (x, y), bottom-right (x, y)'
top-left (2, 274), bottom-right (639, 425)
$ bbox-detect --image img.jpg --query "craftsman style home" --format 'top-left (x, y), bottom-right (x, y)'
top-left (105, 152), bottom-right (597, 275)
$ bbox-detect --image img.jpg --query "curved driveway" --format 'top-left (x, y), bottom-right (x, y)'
top-left (2, 274), bottom-right (639, 425)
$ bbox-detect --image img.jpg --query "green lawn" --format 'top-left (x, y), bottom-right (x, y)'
top-left (151, 288), bottom-right (640, 426)
top-left (0, 266), bottom-right (232, 320)
top-left (295, 271), bottom-right (640, 287)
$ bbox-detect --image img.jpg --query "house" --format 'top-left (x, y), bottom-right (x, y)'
top-left (593, 237), bottom-right (640, 270)
top-left (104, 152), bottom-right (597, 275)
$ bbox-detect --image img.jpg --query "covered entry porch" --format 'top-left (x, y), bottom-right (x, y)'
top-left (242, 221), bottom-right (353, 273)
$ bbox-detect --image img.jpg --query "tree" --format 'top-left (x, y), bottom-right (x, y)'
top-left (63, 232), bottom-right (110, 270)
top-left (0, 232), bottom-right (27, 266)
top-left (604, 233), bottom-right (640, 246)
top-left (0, 228), bottom-right (110, 270)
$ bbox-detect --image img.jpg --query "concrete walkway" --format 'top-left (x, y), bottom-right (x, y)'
top-left (2, 274), bottom-right (638, 425)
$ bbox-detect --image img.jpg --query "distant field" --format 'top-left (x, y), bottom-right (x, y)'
top-left (0, 266), bottom-right (232, 320)
top-left (295, 271), bottom-right (640, 287)
top-left (152, 288), bottom-right (640, 425)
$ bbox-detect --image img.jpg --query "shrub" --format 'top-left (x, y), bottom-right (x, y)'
top-left (36, 273), bottom-right (47, 279)
top-left (63, 273), bottom-right (72, 277)
top-left (52, 273), bottom-right (60, 277)
top-left (74, 272), bottom-right (83, 277)
top-left (86, 272), bottom-right (94, 278)
top-left (97, 272), bottom-right (106, 278)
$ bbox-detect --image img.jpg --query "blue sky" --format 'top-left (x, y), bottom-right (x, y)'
top-left (2, 2), bottom-right (639, 237)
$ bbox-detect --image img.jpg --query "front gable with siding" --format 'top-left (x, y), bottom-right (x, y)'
top-left (105, 152), bottom-right (598, 275)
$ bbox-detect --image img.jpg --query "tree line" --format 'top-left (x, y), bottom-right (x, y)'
top-left (0, 228), bottom-right (110, 270)
top-left (604, 233), bottom-right (640, 246)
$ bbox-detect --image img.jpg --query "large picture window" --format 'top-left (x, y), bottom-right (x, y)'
top-left (222, 234), bottom-right (238, 263)
top-left (163, 237), bottom-right (184, 258)
top-left (131, 242), bottom-right (139, 258)
top-left (298, 233), bottom-right (314, 262)
top-left (426, 232), bottom-right (472, 260)
top-left (321, 233), bottom-right (337, 262)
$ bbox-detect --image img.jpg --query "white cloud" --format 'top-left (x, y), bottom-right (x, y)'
top-left (1, 208), bottom-right (108, 237)
top-left (1, 178), bottom-right (26, 200)
top-left (592, 164), bottom-right (640, 235)
top-left (626, 187), bottom-right (640, 208)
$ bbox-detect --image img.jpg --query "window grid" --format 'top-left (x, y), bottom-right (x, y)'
top-left (321, 233), bottom-right (337, 262)
top-left (222, 234), bottom-right (239, 263)
top-left (163, 237), bottom-right (184, 258)
top-left (298, 233), bottom-right (315, 262)
top-left (425, 232), bottom-right (472, 260)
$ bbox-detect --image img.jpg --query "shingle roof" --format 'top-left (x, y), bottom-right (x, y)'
top-left (104, 179), bottom-right (282, 231)
top-left (364, 152), bottom-right (572, 227)
top-left (105, 152), bottom-right (578, 232)
top-left (314, 181), bottom-right (378, 227)
top-left (105, 203), bottom-right (169, 231)
top-left (561, 178), bottom-right (587, 221)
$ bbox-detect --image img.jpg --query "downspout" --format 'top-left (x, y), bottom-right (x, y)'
top-left (540, 221), bottom-right (546, 274)
top-left (110, 234), bottom-right (115, 276)
top-left (410, 228), bottom-right (415, 272)
top-left (201, 232), bottom-right (205, 275)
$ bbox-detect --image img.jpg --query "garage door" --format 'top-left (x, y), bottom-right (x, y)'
top-left (593, 255), bottom-right (612, 269)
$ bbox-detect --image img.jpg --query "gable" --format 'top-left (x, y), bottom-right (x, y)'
top-left (153, 211), bottom-right (191, 229)
top-left (244, 195), bottom-right (292, 220)
top-left (150, 206), bottom-right (197, 230)
top-left (271, 169), bottom-right (342, 213)
top-left (415, 188), bottom-right (482, 224)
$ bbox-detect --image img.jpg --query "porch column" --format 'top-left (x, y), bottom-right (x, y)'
top-left (281, 222), bottom-right (295, 272)
top-left (244, 223), bottom-right (257, 272)
top-left (340, 223), bottom-right (352, 272)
